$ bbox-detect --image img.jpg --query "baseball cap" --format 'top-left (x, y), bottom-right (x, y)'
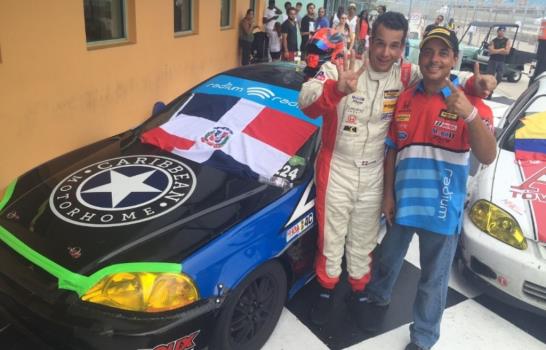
top-left (348, 3), bottom-right (357, 9)
top-left (498, 26), bottom-right (506, 31)
top-left (420, 26), bottom-right (459, 54)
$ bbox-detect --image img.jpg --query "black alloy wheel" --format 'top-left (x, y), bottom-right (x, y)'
top-left (211, 261), bottom-right (287, 350)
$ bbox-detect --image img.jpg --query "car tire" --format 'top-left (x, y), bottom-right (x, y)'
top-left (210, 260), bottom-right (287, 350)
top-left (507, 70), bottom-right (522, 82)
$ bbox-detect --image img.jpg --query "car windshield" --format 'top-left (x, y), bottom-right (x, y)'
top-left (138, 74), bottom-right (320, 188)
top-left (502, 94), bottom-right (546, 157)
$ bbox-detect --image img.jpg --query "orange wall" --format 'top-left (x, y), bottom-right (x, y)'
top-left (0, 0), bottom-right (262, 189)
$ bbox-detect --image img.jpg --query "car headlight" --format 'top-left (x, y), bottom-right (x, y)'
top-left (81, 272), bottom-right (199, 312)
top-left (469, 199), bottom-right (527, 250)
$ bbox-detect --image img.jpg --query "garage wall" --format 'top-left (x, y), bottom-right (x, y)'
top-left (0, 0), bottom-right (262, 189)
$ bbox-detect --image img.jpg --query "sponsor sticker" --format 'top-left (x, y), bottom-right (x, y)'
top-left (286, 212), bottom-right (314, 242)
top-left (345, 115), bottom-right (357, 124)
top-left (381, 112), bottom-right (393, 121)
top-left (433, 120), bottom-right (458, 131)
top-left (383, 99), bottom-right (397, 113)
top-left (384, 89), bottom-right (400, 99)
top-left (439, 110), bottom-right (459, 121)
top-left (314, 71), bottom-right (326, 81)
top-left (351, 95), bottom-right (365, 105)
top-left (49, 155), bottom-right (196, 227)
top-left (397, 131), bottom-right (408, 140)
top-left (147, 330), bottom-right (200, 350)
top-left (432, 127), bottom-right (455, 140)
top-left (510, 166), bottom-right (546, 202)
top-left (343, 125), bottom-right (358, 133)
top-left (396, 113), bottom-right (411, 122)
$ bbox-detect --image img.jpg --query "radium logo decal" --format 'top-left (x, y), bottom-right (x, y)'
top-left (49, 155), bottom-right (196, 227)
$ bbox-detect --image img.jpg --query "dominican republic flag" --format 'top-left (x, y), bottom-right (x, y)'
top-left (141, 93), bottom-right (317, 179)
top-left (515, 111), bottom-right (546, 161)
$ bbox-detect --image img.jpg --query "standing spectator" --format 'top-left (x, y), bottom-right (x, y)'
top-left (300, 3), bottom-right (316, 57)
top-left (361, 27), bottom-right (496, 350)
top-left (331, 6), bottom-right (345, 28)
top-left (376, 5), bottom-right (386, 15)
top-left (315, 7), bottom-right (330, 30)
top-left (347, 3), bottom-right (358, 37)
top-left (334, 13), bottom-right (353, 51)
top-left (270, 22), bottom-right (283, 61)
top-left (281, 1), bottom-right (292, 23)
top-left (282, 7), bottom-right (298, 61)
top-left (263, 0), bottom-right (281, 35)
top-left (424, 15), bottom-right (444, 35)
top-left (355, 9), bottom-right (369, 57)
top-left (447, 18), bottom-right (455, 31)
top-left (467, 25), bottom-right (475, 45)
top-left (263, 0), bottom-right (282, 60)
top-left (487, 26), bottom-right (512, 85)
top-left (295, 2), bottom-right (303, 24)
top-left (239, 9), bottom-right (257, 66)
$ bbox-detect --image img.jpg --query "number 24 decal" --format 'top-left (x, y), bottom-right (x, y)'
top-left (277, 165), bottom-right (299, 180)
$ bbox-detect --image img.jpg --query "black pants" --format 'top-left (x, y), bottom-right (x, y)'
top-left (240, 40), bottom-right (252, 66)
top-left (487, 60), bottom-right (505, 84)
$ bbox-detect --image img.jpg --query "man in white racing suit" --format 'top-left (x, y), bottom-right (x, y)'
top-left (298, 14), bottom-right (495, 327)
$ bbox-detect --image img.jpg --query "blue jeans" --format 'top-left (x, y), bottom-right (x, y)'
top-left (366, 224), bottom-right (459, 349)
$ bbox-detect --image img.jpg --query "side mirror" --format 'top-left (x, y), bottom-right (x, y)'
top-left (152, 101), bottom-right (166, 116)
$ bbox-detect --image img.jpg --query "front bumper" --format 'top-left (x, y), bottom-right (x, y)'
top-left (460, 211), bottom-right (546, 316)
top-left (0, 270), bottom-right (225, 350)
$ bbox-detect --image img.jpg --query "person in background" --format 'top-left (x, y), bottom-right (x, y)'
top-left (377, 5), bottom-right (386, 15)
top-left (300, 3), bottom-right (316, 58)
top-left (282, 7), bottom-right (299, 61)
top-left (263, 0), bottom-right (282, 60)
top-left (239, 9), bottom-right (257, 65)
top-left (347, 3), bottom-right (358, 37)
top-left (315, 7), bottom-right (330, 30)
top-left (295, 2), bottom-right (303, 24)
top-left (447, 18), bottom-right (455, 31)
top-left (270, 22), bottom-right (283, 61)
top-left (467, 24), bottom-right (475, 45)
top-left (487, 26), bottom-right (512, 85)
top-left (281, 1), bottom-right (292, 23)
top-left (362, 27), bottom-right (496, 350)
top-left (331, 6), bottom-right (345, 28)
top-left (355, 9), bottom-right (369, 57)
top-left (334, 12), bottom-right (353, 51)
top-left (424, 15), bottom-right (444, 35)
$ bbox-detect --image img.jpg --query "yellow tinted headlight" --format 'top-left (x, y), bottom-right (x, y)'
top-left (81, 272), bottom-right (199, 312)
top-left (469, 199), bottom-right (527, 250)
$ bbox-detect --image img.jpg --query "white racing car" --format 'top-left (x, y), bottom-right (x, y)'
top-left (461, 72), bottom-right (546, 316)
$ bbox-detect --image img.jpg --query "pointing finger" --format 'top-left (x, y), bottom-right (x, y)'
top-left (473, 61), bottom-right (482, 79)
top-left (445, 78), bottom-right (459, 94)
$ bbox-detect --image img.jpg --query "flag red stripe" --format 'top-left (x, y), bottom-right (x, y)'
top-left (242, 107), bottom-right (317, 156)
top-left (140, 127), bottom-right (195, 151)
top-left (519, 161), bottom-right (546, 243)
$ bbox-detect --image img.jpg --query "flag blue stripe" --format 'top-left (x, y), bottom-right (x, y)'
top-left (193, 75), bottom-right (322, 127)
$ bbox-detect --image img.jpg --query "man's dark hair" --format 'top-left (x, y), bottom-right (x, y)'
top-left (284, 1), bottom-right (292, 9)
top-left (306, 2), bottom-right (315, 10)
top-left (246, 9), bottom-right (253, 16)
top-left (371, 11), bottom-right (408, 43)
top-left (296, 2), bottom-right (303, 7)
top-left (377, 5), bottom-right (386, 13)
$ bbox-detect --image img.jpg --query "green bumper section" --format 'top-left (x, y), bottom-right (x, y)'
top-left (0, 179), bottom-right (182, 297)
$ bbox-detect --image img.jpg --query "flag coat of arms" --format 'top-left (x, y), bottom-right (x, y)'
top-left (141, 93), bottom-right (317, 179)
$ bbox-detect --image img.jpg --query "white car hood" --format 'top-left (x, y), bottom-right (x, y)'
top-left (491, 149), bottom-right (546, 243)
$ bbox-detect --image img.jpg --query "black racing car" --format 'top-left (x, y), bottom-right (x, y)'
top-left (0, 63), bottom-right (321, 350)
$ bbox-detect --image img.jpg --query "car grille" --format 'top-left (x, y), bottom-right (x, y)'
top-left (522, 281), bottom-right (546, 304)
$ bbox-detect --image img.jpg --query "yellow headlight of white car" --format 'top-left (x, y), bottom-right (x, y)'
top-left (469, 199), bottom-right (527, 250)
top-left (81, 272), bottom-right (199, 312)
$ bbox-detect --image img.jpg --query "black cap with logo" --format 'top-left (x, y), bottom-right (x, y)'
top-left (420, 26), bottom-right (459, 55)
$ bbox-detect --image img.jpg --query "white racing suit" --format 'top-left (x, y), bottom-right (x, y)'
top-left (299, 59), bottom-right (420, 291)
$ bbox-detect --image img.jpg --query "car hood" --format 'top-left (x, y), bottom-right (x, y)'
top-left (0, 131), bottom-right (282, 277)
top-left (490, 149), bottom-right (546, 243)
